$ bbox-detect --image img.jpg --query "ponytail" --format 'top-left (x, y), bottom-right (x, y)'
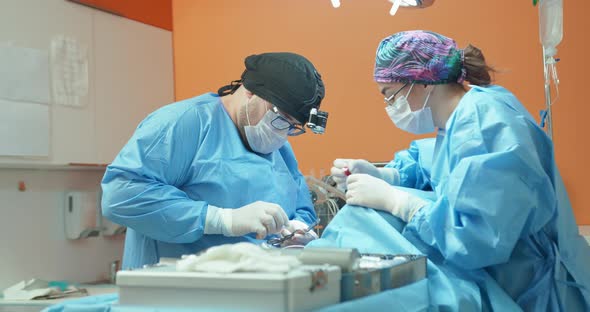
top-left (463, 44), bottom-right (495, 86)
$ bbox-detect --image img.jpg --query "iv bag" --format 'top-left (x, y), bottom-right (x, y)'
top-left (538, 0), bottom-right (563, 57)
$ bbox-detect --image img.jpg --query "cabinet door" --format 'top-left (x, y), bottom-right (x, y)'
top-left (94, 11), bottom-right (174, 164)
top-left (0, 0), bottom-right (96, 164)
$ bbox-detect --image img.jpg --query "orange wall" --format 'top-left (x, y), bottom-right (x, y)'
top-left (173, 0), bottom-right (590, 224)
top-left (72, 0), bottom-right (172, 30)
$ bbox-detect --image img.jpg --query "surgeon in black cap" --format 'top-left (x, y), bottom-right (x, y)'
top-left (101, 52), bottom-right (327, 269)
top-left (218, 52), bottom-right (328, 153)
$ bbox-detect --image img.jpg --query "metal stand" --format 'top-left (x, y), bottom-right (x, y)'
top-left (542, 47), bottom-right (554, 140)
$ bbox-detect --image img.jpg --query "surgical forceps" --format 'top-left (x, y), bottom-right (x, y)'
top-left (266, 218), bottom-right (321, 246)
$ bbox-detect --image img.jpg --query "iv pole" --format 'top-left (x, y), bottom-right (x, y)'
top-left (542, 47), bottom-right (554, 140)
top-left (536, 0), bottom-right (562, 141)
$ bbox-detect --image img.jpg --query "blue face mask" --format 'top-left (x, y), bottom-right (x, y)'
top-left (385, 84), bottom-right (436, 134)
top-left (244, 101), bottom-right (288, 154)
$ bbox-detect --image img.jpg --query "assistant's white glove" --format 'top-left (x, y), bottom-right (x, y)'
top-left (331, 159), bottom-right (378, 191)
top-left (331, 159), bottom-right (400, 191)
top-left (346, 174), bottom-right (427, 222)
top-left (205, 201), bottom-right (289, 239)
top-left (279, 220), bottom-right (319, 246)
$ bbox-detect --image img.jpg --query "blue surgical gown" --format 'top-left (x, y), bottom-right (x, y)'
top-left (311, 85), bottom-right (590, 311)
top-left (101, 93), bottom-right (317, 269)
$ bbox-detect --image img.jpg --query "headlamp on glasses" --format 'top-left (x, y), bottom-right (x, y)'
top-left (306, 108), bottom-right (329, 134)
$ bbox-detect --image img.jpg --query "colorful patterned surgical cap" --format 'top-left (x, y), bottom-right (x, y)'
top-left (374, 30), bottom-right (466, 85)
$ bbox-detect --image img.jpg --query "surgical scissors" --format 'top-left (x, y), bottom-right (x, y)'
top-left (266, 218), bottom-right (321, 246)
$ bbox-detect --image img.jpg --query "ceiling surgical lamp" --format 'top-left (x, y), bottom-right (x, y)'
top-left (389, 0), bottom-right (435, 15)
top-left (330, 0), bottom-right (435, 16)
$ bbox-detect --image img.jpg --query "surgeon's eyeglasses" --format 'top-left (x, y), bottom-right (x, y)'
top-left (384, 83), bottom-right (410, 106)
top-left (270, 106), bottom-right (306, 136)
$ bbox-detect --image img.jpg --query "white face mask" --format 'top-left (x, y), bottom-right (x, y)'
top-left (385, 84), bottom-right (436, 134)
top-left (244, 100), bottom-right (288, 154)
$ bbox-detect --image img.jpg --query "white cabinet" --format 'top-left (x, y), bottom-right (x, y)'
top-left (0, 0), bottom-right (174, 165)
top-left (94, 12), bottom-right (174, 164)
top-left (0, 0), bottom-right (96, 164)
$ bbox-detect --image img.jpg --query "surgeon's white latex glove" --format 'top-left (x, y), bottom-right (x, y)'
top-left (205, 201), bottom-right (289, 239)
top-left (346, 174), bottom-right (427, 222)
top-left (279, 220), bottom-right (319, 246)
top-left (331, 159), bottom-right (400, 191)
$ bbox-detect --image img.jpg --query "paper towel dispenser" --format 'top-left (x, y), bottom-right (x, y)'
top-left (64, 191), bottom-right (102, 239)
